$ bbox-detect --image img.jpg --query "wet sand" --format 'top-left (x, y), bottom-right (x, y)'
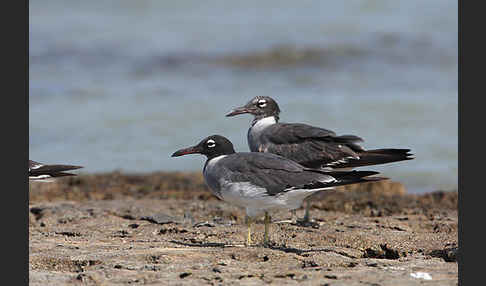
top-left (29, 172), bottom-right (457, 285)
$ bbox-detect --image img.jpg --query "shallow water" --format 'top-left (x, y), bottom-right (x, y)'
top-left (29, 0), bottom-right (458, 194)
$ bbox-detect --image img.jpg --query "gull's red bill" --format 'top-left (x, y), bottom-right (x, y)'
top-left (171, 146), bottom-right (202, 157)
top-left (225, 106), bottom-right (254, 117)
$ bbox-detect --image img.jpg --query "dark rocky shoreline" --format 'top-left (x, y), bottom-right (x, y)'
top-left (29, 172), bottom-right (458, 285)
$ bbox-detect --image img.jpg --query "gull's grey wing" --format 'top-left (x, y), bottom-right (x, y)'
top-left (258, 123), bottom-right (365, 168)
top-left (221, 153), bottom-right (345, 195)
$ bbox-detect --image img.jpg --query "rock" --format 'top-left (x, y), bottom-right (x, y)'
top-left (140, 213), bottom-right (178, 225)
top-left (429, 247), bottom-right (458, 262)
top-left (362, 244), bottom-right (403, 259)
top-left (179, 272), bottom-right (192, 279)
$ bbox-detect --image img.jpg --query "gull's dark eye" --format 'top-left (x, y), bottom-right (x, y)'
top-left (257, 99), bottom-right (267, 108)
top-left (206, 139), bottom-right (216, 148)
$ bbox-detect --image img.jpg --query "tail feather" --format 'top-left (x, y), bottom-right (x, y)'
top-left (29, 164), bottom-right (83, 178)
top-left (48, 171), bottom-right (79, 178)
top-left (32, 164), bottom-right (83, 173)
top-left (302, 170), bottom-right (388, 189)
top-left (29, 172), bottom-right (77, 181)
top-left (335, 148), bottom-right (413, 169)
top-left (325, 170), bottom-right (388, 187)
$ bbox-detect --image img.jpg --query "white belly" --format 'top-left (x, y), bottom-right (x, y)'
top-left (219, 180), bottom-right (329, 218)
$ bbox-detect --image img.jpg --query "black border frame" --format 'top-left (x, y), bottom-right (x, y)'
top-left (7, 0), bottom-right (28, 284)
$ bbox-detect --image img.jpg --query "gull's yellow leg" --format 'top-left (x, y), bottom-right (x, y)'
top-left (264, 212), bottom-right (271, 247)
top-left (290, 209), bottom-right (297, 224)
top-left (245, 215), bottom-right (253, 246)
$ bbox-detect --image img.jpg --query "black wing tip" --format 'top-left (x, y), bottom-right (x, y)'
top-left (47, 165), bottom-right (84, 172)
top-left (48, 164), bottom-right (84, 170)
top-left (338, 134), bottom-right (365, 142)
top-left (329, 170), bottom-right (388, 181)
top-left (308, 169), bottom-right (381, 178)
top-left (58, 165), bottom-right (83, 171)
top-left (356, 148), bottom-right (415, 166)
top-left (401, 149), bottom-right (414, 158)
top-left (336, 170), bottom-right (380, 177)
top-left (355, 170), bottom-right (380, 176)
top-left (301, 173), bottom-right (388, 190)
top-left (336, 174), bottom-right (389, 187)
top-left (51, 171), bottom-right (79, 177)
top-left (403, 150), bottom-right (415, 160)
top-left (367, 148), bottom-right (412, 153)
top-left (395, 149), bottom-right (415, 157)
top-left (70, 165), bottom-right (84, 170)
top-left (29, 164), bottom-right (84, 178)
top-left (362, 176), bottom-right (389, 182)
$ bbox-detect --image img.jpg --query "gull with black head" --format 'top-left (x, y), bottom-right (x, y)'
top-left (172, 134), bottom-right (387, 247)
top-left (29, 160), bottom-right (83, 182)
top-left (226, 96), bottom-right (413, 224)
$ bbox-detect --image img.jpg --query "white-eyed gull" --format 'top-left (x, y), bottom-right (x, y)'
top-left (172, 134), bottom-right (387, 246)
top-left (226, 96), bottom-right (413, 224)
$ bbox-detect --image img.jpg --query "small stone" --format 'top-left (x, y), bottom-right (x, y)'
top-left (141, 213), bottom-right (177, 225)
top-left (324, 274), bottom-right (337, 279)
top-left (179, 272), bottom-right (192, 279)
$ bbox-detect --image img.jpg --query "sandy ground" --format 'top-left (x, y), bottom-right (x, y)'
top-left (29, 172), bottom-right (458, 285)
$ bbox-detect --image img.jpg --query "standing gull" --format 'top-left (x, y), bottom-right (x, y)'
top-left (172, 135), bottom-right (387, 246)
top-left (29, 160), bottom-right (83, 182)
top-left (226, 96), bottom-right (413, 224)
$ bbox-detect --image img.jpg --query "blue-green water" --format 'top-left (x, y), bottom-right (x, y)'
top-left (29, 0), bottom-right (458, 193)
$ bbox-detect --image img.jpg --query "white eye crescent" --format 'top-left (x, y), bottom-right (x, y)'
top-left (257, 99), bottom-right (267, 108)
top-left (207, 139), bottom-right (216, 148)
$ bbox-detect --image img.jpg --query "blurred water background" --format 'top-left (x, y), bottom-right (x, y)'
top-left (29, 0), bottom-right (457, 194)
